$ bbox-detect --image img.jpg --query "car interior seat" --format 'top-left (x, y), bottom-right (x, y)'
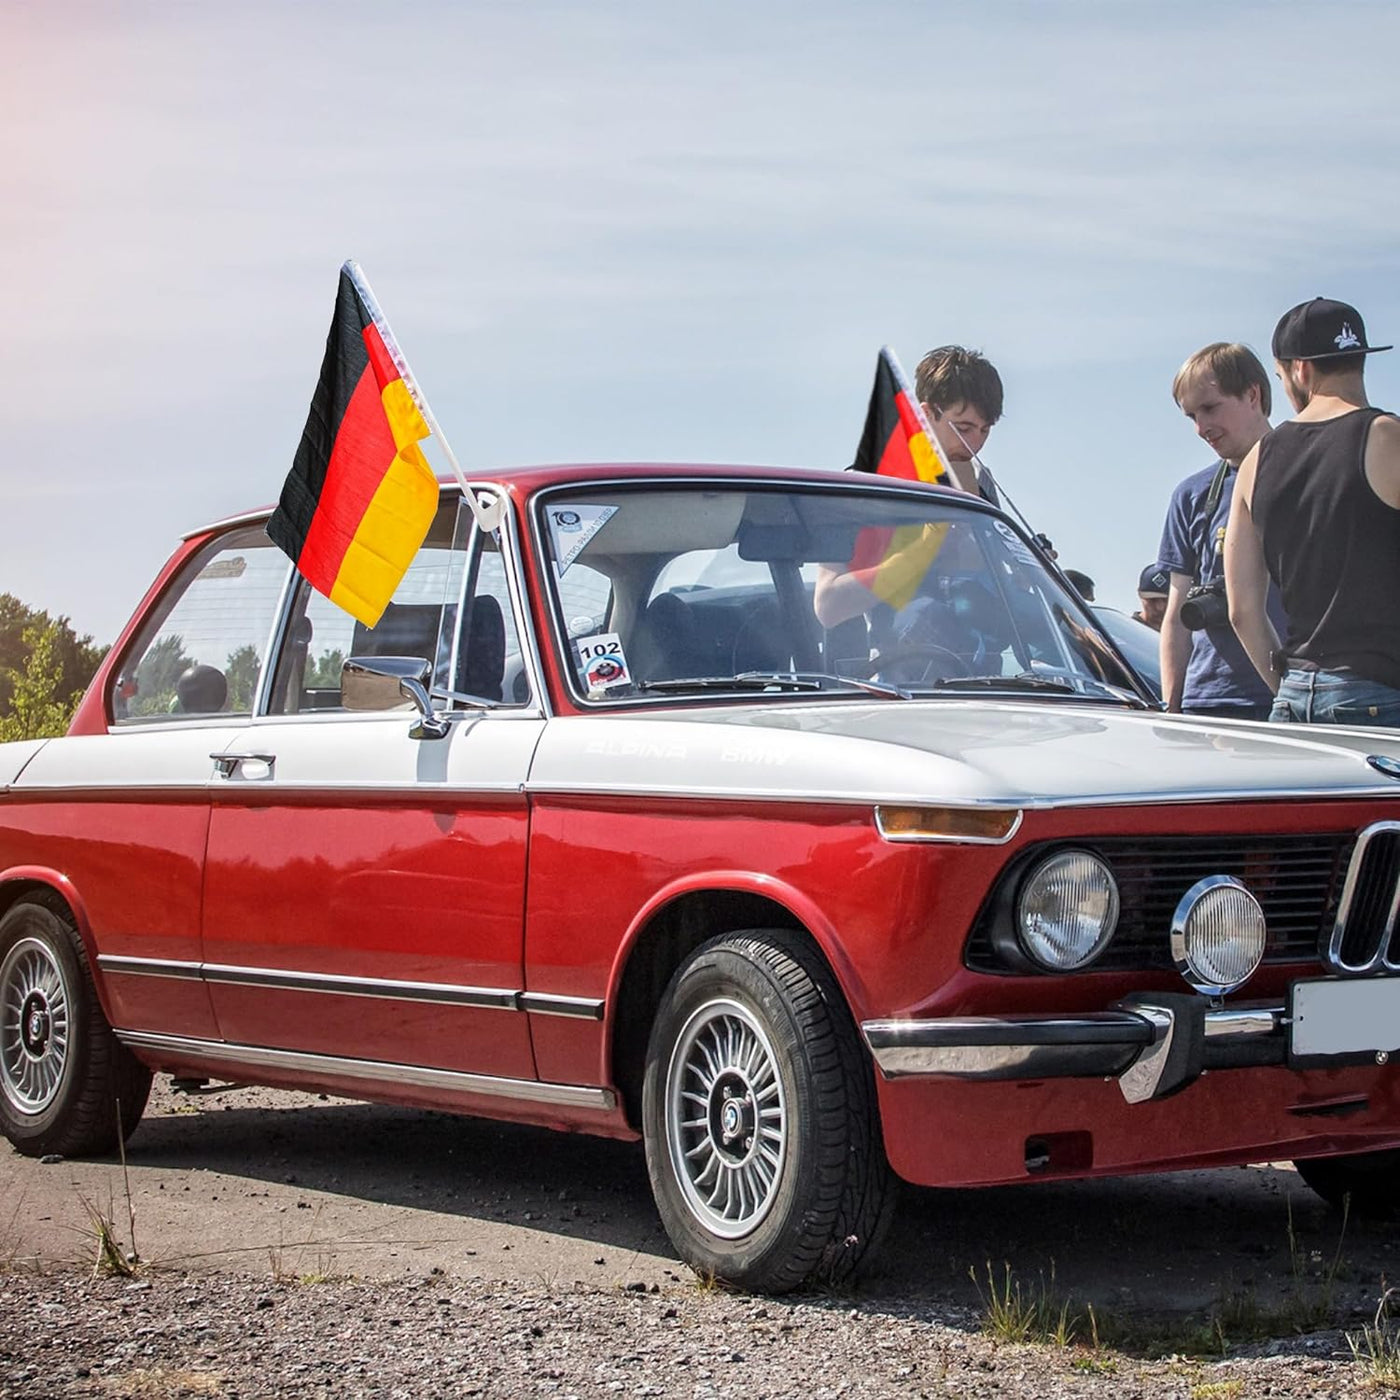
top-left (457, 596), bottom-right (506, 702)
top-left (630, 593), bottom-right (703, 682)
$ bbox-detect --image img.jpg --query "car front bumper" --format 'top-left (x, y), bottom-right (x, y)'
top-left (862, 995), bottom-right (1284, 1103)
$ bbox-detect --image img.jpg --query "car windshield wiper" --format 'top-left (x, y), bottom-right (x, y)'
top-left (913, 673), bottom-right (1152, 708)
top-left (638, 671), bottom-right (910, 700)
top-left (639, 675), bottom-right (825, 694)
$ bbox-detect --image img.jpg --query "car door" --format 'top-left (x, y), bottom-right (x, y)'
top-left (10, 525), bottom-right (293, 1040)
top-left (200, 499), bottom-right (543, 1081)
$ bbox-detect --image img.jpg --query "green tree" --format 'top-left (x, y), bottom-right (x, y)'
top-left (224, 644), bottom-right (262, 712)
top-left (307, 648), bottom-right (346, 689)
top-left (0, 621), bottom-right (82, 741)
top-left (129, 634), bottom-right (192, 717)
top-left (0, 595), bottom-right (107, 719)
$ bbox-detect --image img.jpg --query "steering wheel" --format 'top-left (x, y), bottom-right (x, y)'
top-left (869, 642), bottom-right (968, 686)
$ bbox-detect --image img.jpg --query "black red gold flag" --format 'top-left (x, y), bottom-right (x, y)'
top-left (845, 347), bottom-right (953, 608)
top-left (852, 346), bottom-right (950, 484)
top-left (267, 265), bottom-right (440, 627)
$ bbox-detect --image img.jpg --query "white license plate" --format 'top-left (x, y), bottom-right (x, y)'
top-left (1291, 978), bottom-right (1400, 1059)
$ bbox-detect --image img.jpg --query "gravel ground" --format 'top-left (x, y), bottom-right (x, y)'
top-left (0, 1266), bottom-right (1392, 1399)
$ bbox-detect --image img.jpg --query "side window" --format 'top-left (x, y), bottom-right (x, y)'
top-left (448, 530), bottom-right (530, 705)
top-left (268, 493), bottom-right (531, 714)
top-left (113, 528), bottom-right (288, 724)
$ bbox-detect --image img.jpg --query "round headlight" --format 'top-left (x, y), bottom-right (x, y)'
top-left (1016, 850), bottom-right (1120, 971)
top-left (1171, 875), bottom-right (1266, 996)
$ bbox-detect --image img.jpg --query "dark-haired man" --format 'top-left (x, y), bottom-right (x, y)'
top-left (1225, 298), bottom-right (1400, 726)
top-left (914, 345), bottom-right (1003, 504)
top-left (816, 345), bottom-right (1005, 629)
top-left (1158, 341), bottom-right (1278, 719)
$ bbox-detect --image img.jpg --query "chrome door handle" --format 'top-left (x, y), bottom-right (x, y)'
top-left (211, 752), bottom-right (277, 778)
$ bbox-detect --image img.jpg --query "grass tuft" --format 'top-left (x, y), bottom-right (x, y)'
top-left (1347, 1287), bottom-right (1400, 1389)
top-left (974, 1261), bottom-right (1081, 1346)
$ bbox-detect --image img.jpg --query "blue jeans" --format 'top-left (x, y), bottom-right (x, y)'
top-left (1270, 668), bottom-right (1400, 728)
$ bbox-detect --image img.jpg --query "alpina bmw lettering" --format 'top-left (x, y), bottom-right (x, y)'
top-left (3, 462), bottom-right (1400, 1294)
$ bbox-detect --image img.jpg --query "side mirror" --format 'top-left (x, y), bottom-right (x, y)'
top-left (341, 656), bottom-right (450, 739)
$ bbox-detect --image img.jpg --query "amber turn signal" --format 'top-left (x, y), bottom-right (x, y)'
top-left (874, 805), bottom-right (1022, 844)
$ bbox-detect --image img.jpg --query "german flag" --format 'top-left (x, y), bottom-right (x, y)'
top-left (852, 347), bottom-right (950, 484)
top-left (845, 347), bottom-right (951, 608)
top-left (267, 266), bottom-right (440, 627)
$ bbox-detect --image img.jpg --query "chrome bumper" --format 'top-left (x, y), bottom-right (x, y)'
top-left (862, 998), bottom-right (1284, 1103)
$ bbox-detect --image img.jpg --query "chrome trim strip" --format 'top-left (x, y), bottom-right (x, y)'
top-left (874, 806), bottom-right (1023, 845)
top-left (200, 964), bottom-right (519, 1009)
top-left (519, 992), bottom-right (606, 1020)
top-left (528, 781), bottom-right (1400, 808)
top-left (115, 1029), bottom-right (615, 1111)
top-left (207, 780), bottom-right (528, 797)
top-left (98, 955), bottom-right (203, 981)
top-left (182, 508), bottom-right (278, 540)
top-left (95, 956), bottom-right (606, 1021)
top-left (1328, 820), bottom-right (1400, 974)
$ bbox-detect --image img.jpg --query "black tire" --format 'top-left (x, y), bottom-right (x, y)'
top-left (0, 894), bottom-right (151, 1157)
top-left (1295, 1149), bottom-right (1400, 1218)
top-left (641, 929), bottom-right (896, 1293)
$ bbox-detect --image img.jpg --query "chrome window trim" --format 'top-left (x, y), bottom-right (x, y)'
top-left (1327, 819), bottom-right (1400, 974)
top-left (115, 1029), bottom-right (615, 1112)
top-left (254, 556), bottom-right (302, 717)
top-left (96, 955), bottom-right (604, 1021)
top-left (472, 485), bottom-right (553, 719)
top-left (527, 475), bottom-right (992, 714)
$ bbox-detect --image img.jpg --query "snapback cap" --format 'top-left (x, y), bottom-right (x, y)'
top-left (1272, 297), bottom-right (1392, 361)
top-left (1138, 563), bottom-right (1170, 598)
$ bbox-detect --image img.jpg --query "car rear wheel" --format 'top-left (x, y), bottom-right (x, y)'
top-left (0, 895), bottom-right (151, 1157)
top-left (1294, 1149), bottom-right (1400, 1217)
top-left (641, 929), bottom-right (895, 1293)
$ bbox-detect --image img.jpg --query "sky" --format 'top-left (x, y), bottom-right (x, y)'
top-left (4, 0), bottom-right (1400, 646)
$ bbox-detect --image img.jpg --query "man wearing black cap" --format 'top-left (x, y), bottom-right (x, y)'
top-left (1225, 297), bottom-right (1400, 726)
top-left (1133, 564), bottom-right (1169, 632)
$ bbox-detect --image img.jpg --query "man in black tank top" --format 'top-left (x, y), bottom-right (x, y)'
top-left (1224, 297), bottom-right (1400, 727)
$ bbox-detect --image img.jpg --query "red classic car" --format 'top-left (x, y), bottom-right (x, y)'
top-left (3, 464), bottom-right (1400, 1293)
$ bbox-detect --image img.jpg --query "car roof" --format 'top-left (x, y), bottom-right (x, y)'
top-left (186, 462), bottom-right (971, 538)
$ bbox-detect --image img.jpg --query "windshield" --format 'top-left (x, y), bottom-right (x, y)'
top-left (537, 483), bottom-right (1148, 705)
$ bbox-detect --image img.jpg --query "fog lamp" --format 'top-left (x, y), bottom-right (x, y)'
top-left (1170, 875), bottom-right (1266, 996)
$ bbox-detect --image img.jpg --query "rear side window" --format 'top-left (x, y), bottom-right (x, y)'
top-left (113, 528), bottom-right (289, 724)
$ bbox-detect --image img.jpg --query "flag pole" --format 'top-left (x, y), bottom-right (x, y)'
top-left (344, 260), bottom-right (505, 533)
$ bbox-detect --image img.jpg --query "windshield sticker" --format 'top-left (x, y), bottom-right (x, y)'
top-left (549, 504), bottom-right (618, 576)
top-left (992, 520), bottom-right (1038, 566)
top-left (578, 632), bottom-right (632, 694)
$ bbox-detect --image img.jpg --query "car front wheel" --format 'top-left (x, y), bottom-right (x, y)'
top-left (0, 895), bottom-right (151, 1157)
top-left (642, 929), bottom-right (895, 1293)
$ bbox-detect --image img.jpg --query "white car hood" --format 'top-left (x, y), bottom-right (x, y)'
top-left (529, 700), bottom-right (1400, 808)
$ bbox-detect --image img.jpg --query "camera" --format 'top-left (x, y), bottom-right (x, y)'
top-left (1179, 578), bottom-right (1229, 631)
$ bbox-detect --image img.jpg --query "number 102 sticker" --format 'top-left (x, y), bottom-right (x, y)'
top-left (578, 632), bottom-right (632, 693)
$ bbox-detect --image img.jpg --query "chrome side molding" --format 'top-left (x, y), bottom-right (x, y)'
top-left (115, 1029), bottom-right (616, 1113)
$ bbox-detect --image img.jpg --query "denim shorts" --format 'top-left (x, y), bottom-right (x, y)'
top-left (1270, 668), bottom-right (1400, 728)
